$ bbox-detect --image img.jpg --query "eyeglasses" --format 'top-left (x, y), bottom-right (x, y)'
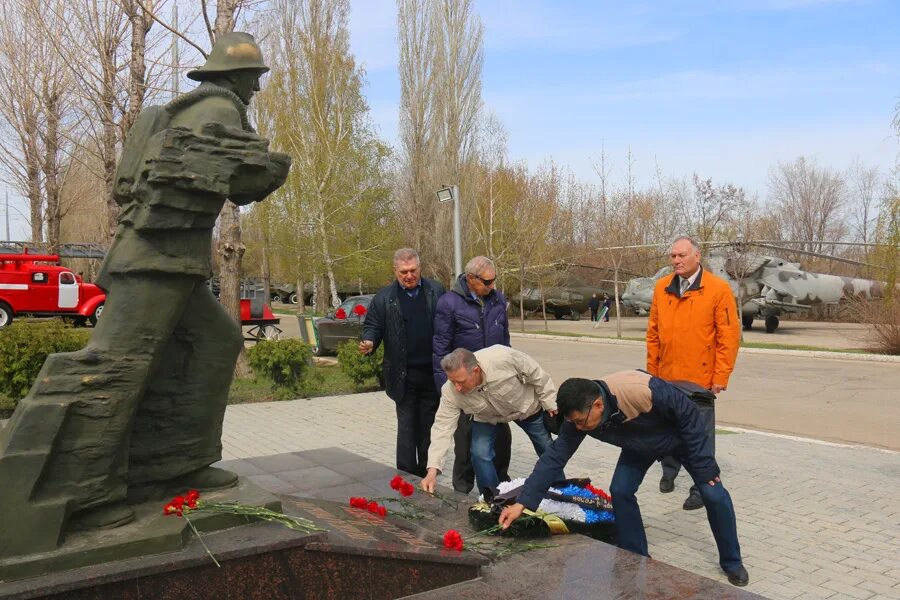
top-left (579, 403), bottom-right (596, 428)
top-left (474, 275), bottom-right (496, 286)
top-left (567, 402), bottom-right (596, 429)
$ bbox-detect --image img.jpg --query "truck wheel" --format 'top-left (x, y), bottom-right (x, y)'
top-left (89, 302), bottom-right (104, 326)
top-left (764, 315), bottom-right (779, 333)
top-left (271, 293), bottom-right (282, 304)
top-left (289, 293), bottom-right (299, 305)
top-left (0, 302), bottom-right (12, 328)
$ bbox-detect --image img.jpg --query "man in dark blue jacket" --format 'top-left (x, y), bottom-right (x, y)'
top-left (498, 371), bottom-right (749, 588)
top-left (432, 256), bottom-right (512, 493)
top-left (360, 248), bottom-right (445, 477)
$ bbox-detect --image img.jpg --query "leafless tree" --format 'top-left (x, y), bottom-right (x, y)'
top-left (0, 0), bottom-right (46, 243)
top-left (429, 0), bottom-right (483, 278)
top-left (396, 0), bottom-right (437, 262)
top-left (847, 158), bottom-right (882, 248)
top-left (768, 156), bottom-right (847, 255)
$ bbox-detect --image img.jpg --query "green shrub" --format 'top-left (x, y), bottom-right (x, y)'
top-left (0, 321), bottom-right (91, 401)
top-left (246, 338), bottom-right (314, 398)
top-left (336, 340), bottom-right (384, 386)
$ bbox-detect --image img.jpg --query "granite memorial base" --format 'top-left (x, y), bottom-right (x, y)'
top-left (1, 448), bottom-right (767, 599)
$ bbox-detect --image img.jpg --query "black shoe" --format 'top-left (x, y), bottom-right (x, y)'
top-left (682, 491), bottom-right (704, 510)
top-left (725, 566), bottom-right (749, 587)
top-left (659, 477), bottom-right (675, 493)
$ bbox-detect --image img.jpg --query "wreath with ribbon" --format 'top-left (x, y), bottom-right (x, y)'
top-left (468, 477), bottom-right (616, 543)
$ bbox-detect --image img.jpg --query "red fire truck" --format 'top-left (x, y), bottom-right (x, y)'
top-left (0, 252), bottom-right (106, 328)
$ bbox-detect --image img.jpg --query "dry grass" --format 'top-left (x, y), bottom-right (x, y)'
top-left (849, 297), bottom-right (900, 355)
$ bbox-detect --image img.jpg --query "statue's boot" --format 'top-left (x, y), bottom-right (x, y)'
top-left (69, 502), bottom-right (136, 531)
top-left (171, 466), bottom-right (239, 492)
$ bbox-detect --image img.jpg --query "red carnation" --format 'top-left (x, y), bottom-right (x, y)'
top-left (352, 304), bottom-right (367, 316)
top-left (376, 505), bottom-right (387, 517)
top-left (367, 500), bottom-right (380, 512)
top-left (399, 482), bottom-right (415, 497)
top-left (349, 496), bottom-right (368, 509)
top-left (335, 308), bottom-right (347, 319)
top-left (443, 529), bottom-right (464, 551)
top-left (185, 489), bottom-right (201, 509)
top-left (163, 494), bottom-right (187, 516)
top-left (390, 475), bottom-right (404, 491)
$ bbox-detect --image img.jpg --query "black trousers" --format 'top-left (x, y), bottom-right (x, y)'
top-left (661, 401), bottom-right (716, 495)
top-left (452, 414), bottom-right (511, 493)
top-left (394, 366), bottom-right (440, 477)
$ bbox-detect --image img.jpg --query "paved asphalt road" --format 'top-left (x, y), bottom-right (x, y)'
top-left (265, 314), bottom-right (899, 450)
top-left (509, 336), bottom-right (900, 451)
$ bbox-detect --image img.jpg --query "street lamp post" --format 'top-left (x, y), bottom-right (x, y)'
top-left (436, 185), bottom-right (462, 277)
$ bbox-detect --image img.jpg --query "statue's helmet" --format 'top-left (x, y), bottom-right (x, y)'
top-left (187, 32), bottom-right (269, 81)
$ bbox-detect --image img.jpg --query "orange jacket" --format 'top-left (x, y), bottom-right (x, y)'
top-left (646, 268), bottom-right (740, 389)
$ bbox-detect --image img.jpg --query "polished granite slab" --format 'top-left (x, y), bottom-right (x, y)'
top-left (222, 449), bottom-right (767, 600)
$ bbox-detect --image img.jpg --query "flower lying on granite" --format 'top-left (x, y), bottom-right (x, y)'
top-left (348, 496), bottom-right (388, 517)
top-left (441, 527), bottom-right (556, 558)
top-left (164, 490), bottom-right (325, 568)
top-left (443, 529), bottom-right (464, 551)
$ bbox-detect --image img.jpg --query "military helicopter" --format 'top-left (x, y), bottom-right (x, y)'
top-left (617, 240), bottom-right (894, 333)
top-left (506, 263), bottom-right (623, 320)
top-left (621, 267), bottom-right (671, 316)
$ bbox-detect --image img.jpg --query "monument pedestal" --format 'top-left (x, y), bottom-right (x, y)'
top-left (1, 448), bottom-right (765, 599)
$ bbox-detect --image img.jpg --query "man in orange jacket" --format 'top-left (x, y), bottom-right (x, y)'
top-left (647, 236), bottom-right (740, 510)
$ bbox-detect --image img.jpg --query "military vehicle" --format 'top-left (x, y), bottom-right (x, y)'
top-left (512, 283), bottom-right (614, 320)
top-left (619, 243), bottom-right (893, 333)
top-left (621, 267), bottom-right (672, 316)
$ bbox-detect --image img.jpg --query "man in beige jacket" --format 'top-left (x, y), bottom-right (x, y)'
top-left (421, 345), bottom-right (558, 495)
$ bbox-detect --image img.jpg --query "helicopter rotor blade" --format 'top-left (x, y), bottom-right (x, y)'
top-left (750, 243), bottom-right (886, 269)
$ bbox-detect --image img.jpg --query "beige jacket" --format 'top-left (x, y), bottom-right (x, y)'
top-left (426, 345), bottom-right (557, 473)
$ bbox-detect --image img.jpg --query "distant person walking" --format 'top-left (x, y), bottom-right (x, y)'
top-left (647, 236), bottom-right (740, 511)
top-left (433, 256), bottom-right (513, 494)
top-left (588, 293), bottom-right (600, 322)
top-left (360, 248), bottom-right (445, 477)
top-left (602, 294), bottom-right (612, 322)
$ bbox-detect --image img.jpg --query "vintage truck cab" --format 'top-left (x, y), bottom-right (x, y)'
top-left (0, 252), bottom-right (106, 328)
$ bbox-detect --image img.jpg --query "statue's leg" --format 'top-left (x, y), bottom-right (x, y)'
top-left (127, 283), bottom-right (243, 487)
top-left (0, 275), bottom-right (193, 552)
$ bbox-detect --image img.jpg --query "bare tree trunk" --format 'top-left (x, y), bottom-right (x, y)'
top-left (121, 0), bottom-right (152, 136)
top-left (518, 267), bottom-right (526, 333)
top-left (212, 0), bottom-right (249, 374)
top-left (540, 280), bottom-right (548, 332)
top-left (42, 83), bottom-right (61, 251)
top-left (295, 276), bottom-right (306, 314)
top-left (614, 264), bottom-right (622, 339)
top-left (101, 41), bottom-right (120, 240)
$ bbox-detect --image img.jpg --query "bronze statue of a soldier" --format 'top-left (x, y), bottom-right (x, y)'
top-left (0, 33), bottom-right (290, 557)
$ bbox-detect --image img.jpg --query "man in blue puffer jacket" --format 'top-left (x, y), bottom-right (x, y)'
top-left (432, 256), bottom-right (512, 493)
top-left (498, 371), bottom-right (749, 588)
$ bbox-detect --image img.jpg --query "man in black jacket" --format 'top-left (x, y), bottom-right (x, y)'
top-left (498, 372), bottom-right (749, 588)
top-left (360, 248), bottom-right (445, 477)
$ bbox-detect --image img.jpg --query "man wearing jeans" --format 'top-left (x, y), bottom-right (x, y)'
top-left (420, 346), bottom-right (557, 495)
top-left (498, 372), bottom-right (749, 588)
